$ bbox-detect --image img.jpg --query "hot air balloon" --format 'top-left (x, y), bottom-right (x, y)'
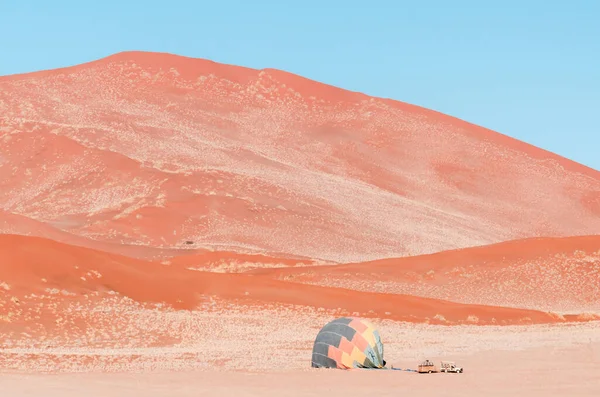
top-left (311, 317), bottom-right (386, 369)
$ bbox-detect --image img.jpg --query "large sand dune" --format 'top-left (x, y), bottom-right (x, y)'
top-left (1, 51), bottom-right (599, 263)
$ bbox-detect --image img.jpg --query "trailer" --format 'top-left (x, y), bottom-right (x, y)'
top-left (417, 359), bottom-right (438, 373)
top-left (440, 360), bottom-right (463, 373)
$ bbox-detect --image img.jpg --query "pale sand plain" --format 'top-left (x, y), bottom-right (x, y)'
top-left (2, 306), bottom-right (599, 396)
top-left (2, 332), bottom-right (599, 396)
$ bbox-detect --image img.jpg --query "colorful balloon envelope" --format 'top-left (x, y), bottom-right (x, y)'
top-left (311, 317), bottom-right (386, 369)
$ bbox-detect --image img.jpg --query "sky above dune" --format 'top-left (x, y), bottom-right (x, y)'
top-left (1, 0), bottom-right (598, 171)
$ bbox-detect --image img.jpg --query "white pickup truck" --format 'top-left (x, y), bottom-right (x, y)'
top-left (440, 361), bottom-right (463, 373)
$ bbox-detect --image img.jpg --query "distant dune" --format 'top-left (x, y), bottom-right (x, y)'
top-left (0, 51), bottom-right (599, 263)
top-left (2, 234), bottom-right (590, 338)
top-left (249, 235), bottom-right (600, 313)
top-left (0, 235), bottom-right (592, 324)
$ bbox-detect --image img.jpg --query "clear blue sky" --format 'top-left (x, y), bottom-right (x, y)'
top-left (1, 0), bottom-right (598, 171)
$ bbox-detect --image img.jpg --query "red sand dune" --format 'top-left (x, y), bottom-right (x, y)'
top-left (1, 51), bottom-right (599, 263)
top-left (1, 233), bottom-right (595, 346)
top-left (249, 235), bottom-right (600, 313)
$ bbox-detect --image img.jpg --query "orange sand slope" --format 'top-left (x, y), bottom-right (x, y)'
top-left (0, 234), bottom-right (597, 342)
top-left (250, 235), bottom-right (600, 313)
top-left (0, 209), bottom-right (201, 261)
top-left (1, 51), bottom-right (599, 263)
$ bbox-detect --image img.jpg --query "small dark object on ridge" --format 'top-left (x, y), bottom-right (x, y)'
top-left (185, 241), bottom-right (194, 245)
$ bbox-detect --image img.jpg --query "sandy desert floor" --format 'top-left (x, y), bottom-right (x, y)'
top-left (2, 303), bottom-right (600, 396)
top-left (1, 328), bottom-right (599, 396)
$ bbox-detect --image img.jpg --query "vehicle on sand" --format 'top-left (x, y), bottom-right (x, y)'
top-left (440, 360), bottom-right (463, 373)
top-left (417, 359), bottom-right (438, 373)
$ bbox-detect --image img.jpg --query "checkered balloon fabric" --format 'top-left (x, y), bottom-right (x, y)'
top-left (311, 317), bottom-right (386, 369)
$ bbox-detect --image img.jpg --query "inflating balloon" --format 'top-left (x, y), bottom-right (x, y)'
top-left (311, 317), bottom-right (386, 369)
